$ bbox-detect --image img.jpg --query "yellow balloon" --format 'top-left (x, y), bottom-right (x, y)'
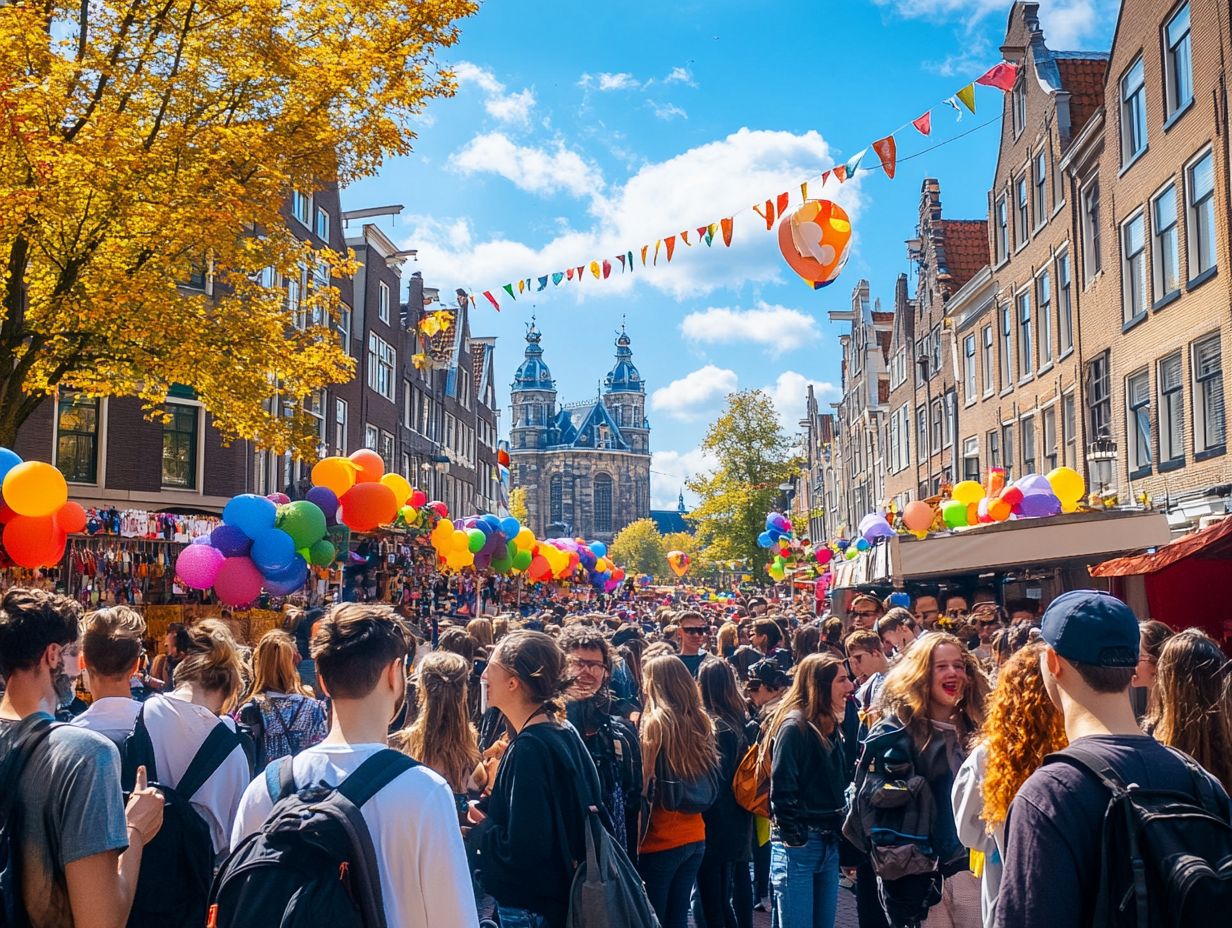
top-left (2, 462), bottom-right (68, 518)
top-left (951, 480), bottom-right (984, 506)
top-left (451, 529), bottom-right (469, 553)
top-left (515, 527), bottom-right (536, 551)
top-left (1046, 466), bottom-right (1085, 503)
top-left (312, 457), bottom-right (356, 497)
top-left (379, 473), bottom-right (413, 507)
top-left (446, 549), bottom-right (473, 570)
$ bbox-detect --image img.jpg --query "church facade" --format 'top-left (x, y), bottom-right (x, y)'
top-left (508, 323), bottom-right (651, 543)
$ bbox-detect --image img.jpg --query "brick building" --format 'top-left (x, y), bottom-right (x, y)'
top-left (796, 385), bottom-right (838, 544)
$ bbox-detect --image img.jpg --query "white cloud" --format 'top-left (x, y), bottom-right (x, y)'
top-left (649, 365), bottom-right (738, 422)
top-left (664, 66), bottom-right (697, 87)
top-left (453, 132), bottom-right (604, 199)
top-left (651, 447), bottom-right (716, 509)
top-left (404, 127), bottom-right (863, 300)
top-left (649, 101), bottom-right (687, 121)
top-left (597, 72), bottom-right (644, 91)
top-left (451, 60), bottom-right (536, 126)
top-left (877, 0), bottom-right (1114, 54)
top-left (680, 302), bottom-right (820, 357)
top-left (762, 371), bottom-right (838, 434)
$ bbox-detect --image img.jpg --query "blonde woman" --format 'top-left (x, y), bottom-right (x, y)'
top-left (236, 629), bottom-right (327, 771)
top-left (638, 654), bottom-right (719, 928)
top-left (391, 651), bottom-right (482, 795)
top-left (716, 621), bottom-right (740, 660)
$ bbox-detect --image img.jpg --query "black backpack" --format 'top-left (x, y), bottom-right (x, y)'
top-left (0, 717), bottom-right (59, 928)
top-left (207, 749), bottom-right (418, 928)
top-left (120, 707), bottom-right (241, 928)
top-left (1046, 742), bottom-right (1232, 928)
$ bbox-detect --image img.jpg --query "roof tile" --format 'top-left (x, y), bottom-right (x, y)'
top-left (936, 219), bottom-right (989, 295)
top-left (1056, 57), bottom-right (1107, 140)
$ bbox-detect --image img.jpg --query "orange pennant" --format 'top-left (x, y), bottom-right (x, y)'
top-left (753, 199), bottom-right (775, 230)
top-left (776, 191), bottom-right (789, 216)
top-left (641, 244), bottom-right (649, 266)
top-left (721, 217), bottom-right (734, 246)
top-left (681, 230), bottom-right (691, 245)
top-left (833, 165), bottom-right (847, 183)
top-left (665, 235), bottom-right (676, 261)
top-left (872, 135), bottom-right (897, 179)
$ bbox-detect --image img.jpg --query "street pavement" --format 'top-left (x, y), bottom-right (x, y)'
top-left (750, 886), bottom-right (861, 928)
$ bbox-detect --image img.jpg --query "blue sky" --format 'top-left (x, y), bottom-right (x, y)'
top-left (345, 0), bottom-right (1118, 509)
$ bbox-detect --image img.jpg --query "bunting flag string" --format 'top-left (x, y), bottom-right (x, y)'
top-left (475, 60), bottom-right (1020, 310)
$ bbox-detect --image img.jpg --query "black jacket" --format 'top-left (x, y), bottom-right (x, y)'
top-left (770, 711), bottom-right (848, 847)
top-left (702, 717), bottom-right (756, 862)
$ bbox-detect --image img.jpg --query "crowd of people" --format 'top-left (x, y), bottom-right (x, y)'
top-left (1, 582), bottom-right (1230, 928)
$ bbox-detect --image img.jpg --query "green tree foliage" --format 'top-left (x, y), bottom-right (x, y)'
top-left (609, 518), bottom-right (668, 577)
top-left (686, 389), bottom-right (800, 572)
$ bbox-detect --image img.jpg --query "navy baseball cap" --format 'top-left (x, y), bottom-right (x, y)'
top-left (1039, 590), bottom-right (1139, 667)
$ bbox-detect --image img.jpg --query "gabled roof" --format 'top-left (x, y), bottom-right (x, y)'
top-left (650, 510), bottom-right (691, 534)
top-left (937, 220), bottom-right (989, 296)
top-left (548, 400), bottom-right (631, 451)
top-left (1055, 56), bottom-right (1108, 138)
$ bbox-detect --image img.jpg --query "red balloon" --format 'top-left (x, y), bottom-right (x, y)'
top-left (339, 482), bottom-right (399, 533)
top-left (3, 515), bottom-right (67, 568)
top-left (528, 554), bottom-right (552, 582)
top-left (348, 448), bottom-right (385, 483)
top-left (409, 489), bottom-right (427, 509)
top-left (54, 501), bottom-right (87, 534)
top-left (0, 502), bottom-right (16, 525)
top-left (428, 500), bottom-right (449, 518)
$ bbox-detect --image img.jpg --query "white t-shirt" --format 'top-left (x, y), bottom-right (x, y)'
top-left (230, 742), bottom-right (479, 928)
top-left (141, 693), bottom-right (251, 854)
top-left (71, 695), bottom-right (142, 747)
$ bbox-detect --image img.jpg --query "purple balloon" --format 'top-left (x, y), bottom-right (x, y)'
top-left (305, 486), bottom-right (340, 526)
top-left (191, 534), bottom-right (213, 546)
top-left (1018, 490), bottom-right (1062, 518)
top-left (210, 524), bottom-right (252, 557)
top-left (1015, 473), bottom-right (1053, 494)
top-left (473, 551), bottom-right (493, 570)
top-left (264, 554), bottom-right (309, 596)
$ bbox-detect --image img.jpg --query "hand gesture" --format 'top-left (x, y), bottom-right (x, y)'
top-left (124, 765), bottom-right (164, 845)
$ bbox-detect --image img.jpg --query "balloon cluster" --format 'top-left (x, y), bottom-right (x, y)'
top-left (758, 512), bottom-right (800, 581)
top-left (941, 466), bottom-right (1085, 529)
top-left (778, 200), bottom-right (853, 290)
top-left (0, 449), bottom-right (87, 568)
top-left (312, 449), bottom-right (422, 533)
top-left (666, 550), bottom-right (691, 578)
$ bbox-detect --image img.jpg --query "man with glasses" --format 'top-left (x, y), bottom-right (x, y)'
top-left (675, 610), bottom-right (710, 678)
top-left (969, 600), bottom-right (1006, 664)
top-left (943, 592), bottom-right (970, 622)
top-left (847, 593), bottom-right (883, 632)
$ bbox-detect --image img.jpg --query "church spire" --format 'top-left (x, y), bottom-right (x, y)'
top-left (677, 489), bottom-right (686, 514)
top-left (511, 316), bottom-right (555, 392)
top-left (604, 320), bottom-right (644, 394)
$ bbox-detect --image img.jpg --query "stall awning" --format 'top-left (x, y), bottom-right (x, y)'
top-left (1090, 516), bottom-right (1232, 576)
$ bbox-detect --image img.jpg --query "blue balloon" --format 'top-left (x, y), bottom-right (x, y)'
top-left (0, 447), bottom-right (22, 486)
top-left (223, 494), bottom-right (278, 539)
top-left (579, 549), bottom-right (597, 570)
top-left (481, 514), bottom-right (503, 533)
top-left (757, 531), bottom-right (774, 548)
top-left (210, 524), bottom-right (252, 557)
top-left (251, 528), bottom-right (296, 574)
top-left (473, 520), bottom-right (493, 537)
top-left (263, 554), bottom-right (309, 596)
top-left (500, 516), bottom-right (521, 538)
top-left (590, 541), bottom-right (607, 558)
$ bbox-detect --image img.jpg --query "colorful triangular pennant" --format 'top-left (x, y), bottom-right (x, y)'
top-left (589, 260), bottom-right (601, 279)
top-left (956, 84), bottom-right (976, 114)
top-left (776, 192), bottom-right (789, 217)
top-left (536, 275), bottom-right (548, 292)
top-left (617, 254), bottom-right (626, 272)
top-left (502, 283), bottom-right (515, 300)
top-left (566, 267), bottom-right (574, 280)
top-left (844, 148), bottom-right (866, 180)
top-left (753, 199), bottom-right (775, 230)
top-left (976, 62), bottom-right (1019, 92)
top-left (800, 181), bottom-right (809, 203)
top-left (483, 291), bottom-right (500, 311)
top-left (602, 259), bottom-right (611, 279)
top-left (654, 239), bottom-right (662, 264)
top-left (665, 235), bottom-right (676, 261)
top-left (833, 165), bottom-right (847, 183)
top-left (681, 230), bottom-right (691, 246)
top-left (552, 272), bottom-right (564, 285)
top-left (872, 135), bottom-right (897, 180)
top-left (641, 244), bottom-right (649, 266)
top-left (721, 217), bottom-right (734, 247)
top-left (912, 111), bottom-right (931, 136)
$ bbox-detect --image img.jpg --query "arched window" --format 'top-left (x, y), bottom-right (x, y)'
top-left (550, 473), bottom-right (563, 524)
top-left (594, 473), bottom-right (613, 534)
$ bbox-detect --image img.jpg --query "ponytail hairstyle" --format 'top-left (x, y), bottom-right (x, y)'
top-left (174, 619), bottom-right (244, 702)
top-left (489, 630), bottom-right (573, 716)
top-left (394, 651), bottom-right (480, 792)
top-left (250, 629), bottom-right (312, 697)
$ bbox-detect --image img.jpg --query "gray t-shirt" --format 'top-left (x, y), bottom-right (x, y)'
top-left (0, 712), bottom-right (129, 928)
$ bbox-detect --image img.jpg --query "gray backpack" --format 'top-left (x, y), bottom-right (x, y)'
top-left (565, 807), bottom-right (660, 928)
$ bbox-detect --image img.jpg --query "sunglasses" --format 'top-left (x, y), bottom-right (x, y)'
top-left (946, 609), bottom-right (969, 618)
top-left (746, 681), bottom-right (765, 691)
top-left (976, 618), bottom-right (1000, 627)
top-left (681, 627), bottom-right (707, 636)
top-left (852, 610), bottom-right (880, 618)
top-left (567, 657), bottom-right (606, 671)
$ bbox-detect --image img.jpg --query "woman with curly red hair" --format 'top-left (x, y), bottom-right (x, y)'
top-left (951, 641), bottom-right (1066, 927)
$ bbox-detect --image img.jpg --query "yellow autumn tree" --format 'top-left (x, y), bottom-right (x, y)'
top-left (0, 0), bottom-right (476, 452)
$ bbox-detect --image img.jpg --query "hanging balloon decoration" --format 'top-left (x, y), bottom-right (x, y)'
top-left (667, 550), bottom-right (691, 578)
top-left (0, 448), bottom-right (83, 569)
top-left (778, 200), bottom-right (853, 289)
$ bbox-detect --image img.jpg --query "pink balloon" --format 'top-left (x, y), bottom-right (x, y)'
top-left (176, 544), bottom-right (225, 590)
top-left (213, 556), bottom-right (264, 606)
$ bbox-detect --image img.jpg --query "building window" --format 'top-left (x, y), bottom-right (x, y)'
top-left (1015, 175), bottom-right (1030, 248)
top-left (962, 437), bottom-right (980, 482)
top-left (314, 206), bottom-right (330, 241)
top-left (1021, 417), bottom-right (1036, 474)
top-left (378, 281), bottom-right (391, 325)
top-left (364, 423), bottom-right (379, 452)
top-left (1033, 149), bottom-right (1048, 223)
top-left (338, 305), bottom-right (352, 355)
top-left (1186, 150), bottom-right (1217, 279)
top-left (898, 404), bottom-right (911, 472)
top-left (1121, 211), bottom-right (1148, 323)
top-left (995, 195), bottom-right (1008, 264)
top-left (335, 399), bottom-right (348, 454)
top-left (987, 428), bottom-right (1000, 469)
top-left (931, 325), bottom-right (941, 377)
top-left (1043, 406), bottom-right (1058, 470)
top-left (1001, 423), bottom-right (1015, 479)
top-left (1159, 353), bottom-right (1184, 465)
top-left (1192, 334), bottom-right (1225, 453)
top-left (306, 391), bottom-right (326, 458)
top-left (1088, 351), bottom-right (1111, 439)
top-left (931, 399), bottom-right (943, 453)
top-left (1000, 304), bottom-right (1013, 388)
top-left (1152, 183), bottom-right (1180, 300)
top-left (943, 392), bottom-right (954, 448)
top-left (379, 430), bottom-right (395, 472)
top-left (1011, 79), bottom-right (1026, 137)
top-left (1063, 392), bottom-right (1077, 467)
top-left (404, 382), bottom-right (414, 429)
top-left (963, 334), bottom-right (976, 399)
top-left (550, 473), bottom-right (564, 524)
top-left (367, 332), bottom-right (396, 402)
top-left (1082, 178), bottom-right (1102, 282)
top-left (313, 259), bottom-right (329, 290)
top-left (1120, 58), bottom-right (1147, 166)
top-left (56, 393), bottom-right (99, 483)
top-left (981, 325), bottom-right (993, 394)
top-left (1056, 251), bottom-right (1073, 355)
top-left (161, 402), bottom-right (198, 489)
top-left (1165, 3), bottom-right (1193, 118)
top-left (916, 406), bottom-right (927, 463)
top-left (1037, 271), bottom-right (1052, 365)
top-left (593, 473), bottom-right (613, 533)
top-left (291, 189), bottom-right (310, 225)
top-left (1017, 290), bottom-right (1033, 377)
top-left (1127, 369), bottom-right (1152, 474)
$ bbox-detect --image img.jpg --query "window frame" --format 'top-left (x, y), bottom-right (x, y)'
top-left (314, 206), bottom-right (330, 242)
top-left (963, 333), bottom-right (977, 401)
top-left (1126, 368), bottom-right (1153, 476)
top-left (1158, 352), bottom-right (1185, 466)
top-left (593, 473), bottom-right (614, 534)
top-left (1015, 173), bottom-right (1030, 249)
top-left (1164, 3), bottom-right (1193, 121)
top-left (1082, 177), bottom-right (1103, 283)
top-left (1033, 148), bottom-right (1049, 228)
top-left (1000, 304), bottom-right (1014, 390)
top-left (1016, 288), bottom-right (1033, 379)
top-left (366, 332), bottom-right (396, 402)
top-left (291, 189), bottom-right (311, 226)
top-left (1192, 332), bottom-right (1226, 455)
top-left (1121, 209), bottom-right (1148, 325)
top-left (1057, 250), bottom-right (1074, 355)
top-left (1186, 148), bottom-right (1217, 282)
top-left (378, 280), bottom-right (391, 325)
top-left (1037, 268), bottom-right (1053, 367)
top-left (160, 400), bottom-right (200, 490)
top-left (1021, 415), bottom-right (1036, 475)
top-left (1151, 181), bottom-right (1181, 304)
top-left (55, 392), bottom-right (101, 485)
top-left (335, 398), bottom-right (348, 455)
top-left (994, 195), bottom-right (1009, 265)
top-left (1119, 57), bottom-right (1148, 167)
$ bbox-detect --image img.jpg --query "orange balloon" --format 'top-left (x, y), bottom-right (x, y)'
top-left (338, 482), bottom-right (398, 532)
top-left (349, 448), bottom-right (385, 483)
top-left (902, 501), bottom-right (933, 533)
top-left (54, 501), bottom-right (87, 534)
top-left (312, 457), bottom-right (356, 497)
top-left (2, 461), bottom-right (68, 517)
top-left (379, 472), bottom-right (413, 506)
top-left (3, 515), bottom-right (67, 568)
top-left (777, 200), bottom-right (852, 289)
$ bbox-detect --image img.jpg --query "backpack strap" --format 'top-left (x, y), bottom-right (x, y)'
top-left (177, 722), bottom-right (242, 801)
top-left (1044, 742), bottom-right (1129, 796)
top-left (122, 704), bottom-right (159, 789)
top-left (0, 716), bottom-right (59, 820)
top-left (336, 748), bottom-right (419, 809)
top-left (263, 755), bottom-right (299, 803)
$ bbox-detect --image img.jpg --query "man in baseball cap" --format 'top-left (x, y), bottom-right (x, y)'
top-left (993, 591), bottom-right (1232, 928)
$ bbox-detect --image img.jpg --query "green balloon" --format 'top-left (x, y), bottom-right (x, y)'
top-left (506, 539), bottom-right (517, 559)
top-left (512, 550), bottom-right (533, 571)
top-left (492, 553), bottom-right (513, 573)
top-left (466, 528), bottom-right (486, 553)
top-left (309, 539), bottom-right (336, 567)
top-left (278, 500), bottom-right (328, 549)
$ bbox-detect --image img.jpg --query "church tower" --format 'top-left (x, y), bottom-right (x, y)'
top-left (602, 323), bottom-right (649, 454)
top-left (510, 320), bottom-right (556, 451)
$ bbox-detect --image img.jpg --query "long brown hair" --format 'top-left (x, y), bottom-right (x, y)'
top-left (979, 642), bottom-right (1067, 828)
top-left (641, 655), bottom-right (716, 780)
top-left (768, 653), bottom-right (845, 741)
top-left (175, 619), bottom-right (244, 702)
top-left (879, 632), bottom-right (989, 748)
top-left (250, 630), bottom-right (313, 697)
top-left (393, 651), bottom-right (480, 792)
top-left (1147, 629), bottom-right (1232, 793)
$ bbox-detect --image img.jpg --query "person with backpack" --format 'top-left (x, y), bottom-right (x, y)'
top-left (765, 653), bottom-right (853, 928)
top-left (992, 591), bottom-right (1232, 928)
top-left (0, 588), bottom-right (164, 928)
top-left (235, 629), bottom-right (327, 772)
top-left (697, 658), bottom-right (757, 928)
top-left (637, 654), bottom-right (719, 928)
top-left (72, 607), bottom-right (147, 748)
top-left (559, 625), bottom-right (643, 858)
top-left (224, 603), bottom-right (477, 928)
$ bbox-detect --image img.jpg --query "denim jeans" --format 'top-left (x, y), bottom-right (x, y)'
top-left (638, 841), bottom-right (706, 928)
top-left (770, 829), bottom-right (840, 928)
top-left (496, 905), bottom-right (550, 928)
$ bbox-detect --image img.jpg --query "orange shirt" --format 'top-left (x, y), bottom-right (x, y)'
top-left (640, 805), bottom-right (705, 854)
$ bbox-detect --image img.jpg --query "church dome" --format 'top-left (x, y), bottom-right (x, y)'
top-left (604, 326), bottom-right (644, 394)
top-left (512, 321), bottom-right (555, 392)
